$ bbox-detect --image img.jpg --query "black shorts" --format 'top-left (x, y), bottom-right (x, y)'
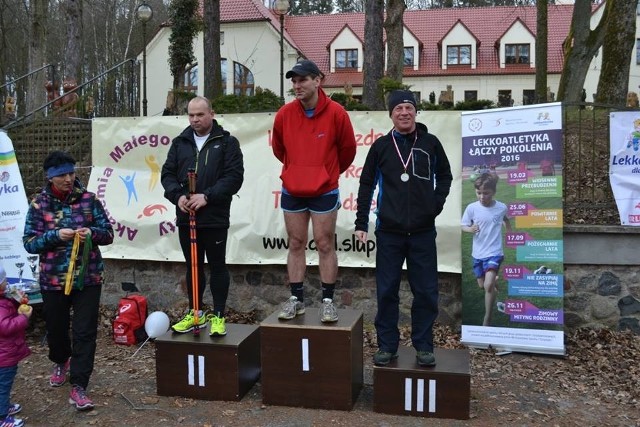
top-left (281, 189), bottom-right (341, 213)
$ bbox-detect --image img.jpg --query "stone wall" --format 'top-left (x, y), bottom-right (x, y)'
top-left (102, 260), bottom-right (462, 328)
top-left (99, 226), bottom-right (640, 334)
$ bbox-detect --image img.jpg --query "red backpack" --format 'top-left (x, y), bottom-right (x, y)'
top-left (113, 295), bottom-right (148, 346)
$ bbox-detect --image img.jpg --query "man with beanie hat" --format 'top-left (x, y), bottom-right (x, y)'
top-left (354, 90), bottom-right (453, 367)
top-left (272, 59), bottom-right (356, 323)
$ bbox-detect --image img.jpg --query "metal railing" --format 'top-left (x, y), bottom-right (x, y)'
top-left (3, 58), bottom-right (138, 128)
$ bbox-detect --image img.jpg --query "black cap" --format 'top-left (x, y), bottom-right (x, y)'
top-left (387, 90), bottom-right (417, 116)
top-left (285, 59), bottom-right (322, 79)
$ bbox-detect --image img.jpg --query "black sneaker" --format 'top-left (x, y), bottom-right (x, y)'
top-left (373, 350), bottom-right (398, 366)
top-left (416, 350), bottom-right (436, 367)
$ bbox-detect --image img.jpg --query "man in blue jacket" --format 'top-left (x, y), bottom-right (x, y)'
top-left (354, 90), bottom-right (452, 367)
top-left (161, 96), bottom-right (244, 337)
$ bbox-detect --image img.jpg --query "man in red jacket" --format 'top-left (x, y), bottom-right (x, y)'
top-left (271, 59), bottom-right (356, 323)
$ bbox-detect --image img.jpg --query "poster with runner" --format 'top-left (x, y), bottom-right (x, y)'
top-left (460, 103), bottom-right (565, 356)
top-left (0, 130), bottom-right (41, 303)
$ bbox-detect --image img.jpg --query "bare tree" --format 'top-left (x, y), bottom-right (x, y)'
top-left (26, 0), bottom-right (48, 115)
top-left (595, 0), bottom-right (637, 105)
top-left (62, 0), bottom-right (82, 82)
top-left (362, 0), bottom-right (385, 110)
top-left (556, 0), bottom-right (607, 102)
top-left (534, 0), bottom-right (547, 103)
top-left (203, 0), bottom-right (223, 100)
top-left (384, 0), bottom-right (406, 83)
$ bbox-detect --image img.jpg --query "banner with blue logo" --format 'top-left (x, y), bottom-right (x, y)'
top-left (609, 112), bottom-right (640, 226)
top-left (0, 130), bottom-right (40, 302)
top-left (460, 103), bottom-right (565, 356)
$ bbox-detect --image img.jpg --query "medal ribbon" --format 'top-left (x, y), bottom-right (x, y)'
top-left (391, 130), bottom-right (417, 175)
top-left (64, 232), bottom-right (93, 295)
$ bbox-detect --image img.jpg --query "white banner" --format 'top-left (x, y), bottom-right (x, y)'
top-left (460, 103), bottom-right (565, 356)
top-left (0, 130), bottom-right (40, 301)
top-left (609, 112), bottom-right (640, 225)
top-left (88, 111), bottom-right (462, 272)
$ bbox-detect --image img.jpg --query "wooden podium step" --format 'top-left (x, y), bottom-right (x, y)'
top-left (260, 307), bottom-right (363, 410)
top-left (155, 323), bottom-right (260, 401)
top-left (373, 346), bottom-right (470, 419)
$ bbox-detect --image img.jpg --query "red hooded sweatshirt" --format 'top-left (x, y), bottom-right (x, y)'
top-left (272, 88), bottom-right (356, 197)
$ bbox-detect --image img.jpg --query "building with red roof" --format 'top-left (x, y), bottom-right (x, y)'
top-left (139, 0), bottom-right (636, 115)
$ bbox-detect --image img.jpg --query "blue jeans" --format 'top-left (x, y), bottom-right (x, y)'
top-left (0, 365), bottom-right (17, 417)
top-left (374, 229), bottom-right (439, 353)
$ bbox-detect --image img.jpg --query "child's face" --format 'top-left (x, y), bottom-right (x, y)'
top-left (475, 185), bottom-right (496, 207)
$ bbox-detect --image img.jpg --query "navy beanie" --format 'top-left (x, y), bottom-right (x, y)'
top-left (387, 90), bottom-right (417, 116)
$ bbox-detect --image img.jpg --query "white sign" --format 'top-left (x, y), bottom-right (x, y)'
top-left (609, 112), bottom-right (640, 225)
top-left (0, 130), bottom-right (40, 296)
top-left (88, 112), bottom-right (463, 272)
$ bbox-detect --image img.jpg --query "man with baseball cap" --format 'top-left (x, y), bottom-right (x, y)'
top-left (271, 59), bottom-right (356, 323)
top-left (354, 90), bottom-right (453, 367)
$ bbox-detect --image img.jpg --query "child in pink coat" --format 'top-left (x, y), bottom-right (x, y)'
top-left (0, 264), bottom-right (32, 427)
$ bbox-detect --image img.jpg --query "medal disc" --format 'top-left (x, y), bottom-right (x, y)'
top-left (400, 173), bottom-right (410, 182)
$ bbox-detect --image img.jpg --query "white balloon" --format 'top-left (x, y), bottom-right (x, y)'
top-left (144, 311), bottom-right (170, 338)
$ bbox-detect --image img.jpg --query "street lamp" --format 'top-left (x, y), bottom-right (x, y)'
top-left (272, 0), bottom-right (289, 104)
top-left (136, 1), bottom-right (153, 116)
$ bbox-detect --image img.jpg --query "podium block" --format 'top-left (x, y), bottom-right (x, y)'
top-left (155, 323), bottom-right (260, 401)
top-left (260, 308), bottom-right (363, 410)
top-left (373, 346), bottom-right (470, 419)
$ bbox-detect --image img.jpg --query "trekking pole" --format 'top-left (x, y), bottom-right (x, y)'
top-left (187, 168), bottom-right (200, 336)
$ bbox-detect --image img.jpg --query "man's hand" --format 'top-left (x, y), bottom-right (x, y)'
top-left (355, 230), bottom-right (368, 243)
top-left (185, 193), bottom-right (208, 212)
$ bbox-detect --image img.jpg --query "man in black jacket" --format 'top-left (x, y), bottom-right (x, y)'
top-left (354, 90), bottom-right (452, 367)
top-left (161, 96), bottom-right (244, 337)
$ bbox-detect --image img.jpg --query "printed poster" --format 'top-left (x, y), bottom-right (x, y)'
top-left (609, 112), bottom-right (640, 225)
top-left (88, 111), bottom-right (462, 272)
top-left (0, 130), bottom-right (41, 303)
top-left (460, 103), bottom-right (565, 356)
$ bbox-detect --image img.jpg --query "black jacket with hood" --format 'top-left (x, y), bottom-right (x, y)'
top-left (161, 120), bottom-right (244, 229)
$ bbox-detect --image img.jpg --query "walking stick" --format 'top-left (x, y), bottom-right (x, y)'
top-left (187, 168), bottom-right (200, 336)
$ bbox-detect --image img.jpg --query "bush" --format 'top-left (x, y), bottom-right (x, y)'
top-left (213, 87), bottom-right (282, 113)
top-left (453, 99), bottom-right (496, 110)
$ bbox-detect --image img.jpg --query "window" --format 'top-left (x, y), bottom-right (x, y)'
top-left (404, 47), bottom-right (415, 67)
top-left (464, 91), bottom-right (477, 102)
top-left (637, 39), bottom-right (640, 64)
top-left (234, 62), bottom-right (254, 96)
top-left (335, 49), bottom-right (358, 69)
top-left (183, 64), bottom-right (198, 91)
top-left (221, 59), bottom-right (227, 95)
top-left (523, 90), bottom-right (535, 105)
top-left (498, 90), bottom-right (513, 107)
top-left (447, 45), bottom-right (471, 65)
top-left (505, 44), bottom-right (530, 64)
top-left (412, 91), bottom-right (421, 103)
top-left (182, 60), bottom-right (228, 95)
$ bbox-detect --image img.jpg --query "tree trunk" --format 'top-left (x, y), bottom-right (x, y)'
top-left (26, 0), bottom-right (48, 117)
top-left (62, 0), bottom-right (82, 82)
top-left (362, 0), bottom-right (385, 110)
top-left (595, 0), bottom-right (637, 106)
top-left (384, 0), bottom-right (406, 84)
top-left (556, 0), bottom-right (607, 103)
top-left (534, 0), bottom-right (547, 104)
top-left (203, 0), bottom-right (223, 100)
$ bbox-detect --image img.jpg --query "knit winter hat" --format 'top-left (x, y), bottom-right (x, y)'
top-left (387, 90), bottom-right (417, 116)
